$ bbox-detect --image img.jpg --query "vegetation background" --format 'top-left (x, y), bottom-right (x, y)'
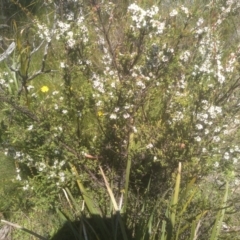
top-left (0, 0), bottom-right (240, 239)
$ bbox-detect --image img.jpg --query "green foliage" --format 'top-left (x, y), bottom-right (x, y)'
top-left (0, 0), bottom-right (240, 239)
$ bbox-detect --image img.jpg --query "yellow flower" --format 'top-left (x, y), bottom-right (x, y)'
top-left (98, 111), bottom-right (104, 117)
top-left (41, 86), bottom-right (49, 93)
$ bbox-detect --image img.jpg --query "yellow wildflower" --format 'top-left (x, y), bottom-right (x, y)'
top-left (41, 86), bottom-right (49, 93)
top-left (98, 111), bottom-right (104, 117)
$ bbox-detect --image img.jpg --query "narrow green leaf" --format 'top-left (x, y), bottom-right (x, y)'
top-left (180, 177), bottom-right (197, 201)
top-left (179, 189), bottom-right (197, 217)
top-left (170, 162), bottom-right (181, 228)
top-left (189, 220), bottom-right (197, 240)
top-left (100, 166), bottom-right (119, 211)
top-left (69, 163), bottom-right (98, 215)
top-left (160, 220), bottom-right (167, 240)
top-left (123, 133), bottom-right (134, 214)
top-left (210, 182), bottom-right (229, 240)
top-left (69, 163), bottom-right (111, 239)
top-left (99, 166), bottom-right (128, 240)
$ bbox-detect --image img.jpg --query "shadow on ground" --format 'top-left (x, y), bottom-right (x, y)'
top-left (51, 214), bottom-right (135, 240)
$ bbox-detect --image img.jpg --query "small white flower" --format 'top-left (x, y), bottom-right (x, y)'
top-left (53, 160), bottom-right (58, 168)
top-left (96, 101), bottom-right (102, 106)
top-left (196, 124), bottom-right (203, 130)
top-left (180, 51), bottom-right (191, 62)
top-left (146, 143), bottom-right (154, 149)
top-left (23, 184), bottom-right (29, 191)
top-left (181, 6), bottom-right (189, 16)
top-left (132, 126), bottom-right (137, 133)
top-left (27, 85), bottom-right (34, 91)
top-left (16, 174), bottom-right (21, 181)
top-left (67, 31), bottom-right (74, 38)
top-left (234, 179), bottom-right (240, 185)
top-left (162, 55), bottom-right (169, 62)
top-left (123, 113), bottom-right (130, 119)
top-left (136, 80), bottom-right (145, 89)
top-left (223, 152), bottom-right (230, 160)
top-left (27, 125), bottom-right (33, 131)
top-left (223, 129), bottom-right (229, 135)
top-left (52, 91), bottom-right (59, 95)
top-left (59, 172), bottom-right (65, 182)
top-left (49, 171), bottom-right (57, 178)
top-left (170, 9), bottom-right (178, 17)
top-left (38, 162), bottom-right (46, 171)
top-left (62, 110), bottom-right (68, 114)
top-left (54, 150), bottom-right (60, 155)
top-left (197, 18), bottom-right (204, 26)
top-left (234, 119), bottom-right (240, 124)
top-left (213, 136), bottom-right (220, 142)
top-left (214, 162), bottom-right (219, 168)
top-left (60, 62), bottom-right (66, 68)
top-left (111, 82), bottom-right (116, 88)
top-left (195, 136), bottom-right (201, 142)
top-left (4, 149), bottom-right (8, 156)
top-left (202, 148), bottom-right (207, 153)
top-left (110, 113), bottom-right (117, 119)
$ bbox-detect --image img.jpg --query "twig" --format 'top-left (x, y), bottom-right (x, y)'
top-left (1, 219), bottom-right (48, 240)
top-left (0, 42), bottom-right (16, 62)
top-left (0, 94), bottom-right (39, 122)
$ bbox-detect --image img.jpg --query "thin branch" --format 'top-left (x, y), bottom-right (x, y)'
top-left (0, 93), bottom-right (39, 122)
top-left (0, 42), bottom-right (16, 62)
top-left (1, 220), bottom-right (47, 240)
top-left (30, 40), bottom-right (45, 55)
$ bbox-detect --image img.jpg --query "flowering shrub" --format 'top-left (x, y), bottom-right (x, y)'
top-left (1, 0), bottom-right (240, 238)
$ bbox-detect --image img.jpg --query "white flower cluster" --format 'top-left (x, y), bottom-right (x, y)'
top-left (55, 15), bottom-right (88, 49)
top-left (170, 9), bottom-right (178, 17)
top-left (4, 145), bottom-right (67, 186)
top-left (180, 50), bottom-right (191, 62)
top-left (36, 21), bottom-right (52, 42)
top-left (128, 3), bottom-right (164, 34)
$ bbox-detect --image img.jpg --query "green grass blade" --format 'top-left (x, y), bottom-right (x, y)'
top-left (179, 189), bottom-right (197, 217)
top-left (123, 133), bottom-right (134, 214)
top-left (160, 220), bottom-right (167, 240)
top-left (189, 220), bottom-right (197, 240)
top-left (69, 163), bottom-right (112, 239)
top-left (65, 187), bottom-right (84, 215)
top-left (170, 162), bottom-right (181, 228)
top-left (99, 166), bottom-right (128, 240)
top-left (180, 177), bottom-right (197, 201)
top-left (177, 211), bottom-right (208, 238)
top-left (210, 182), bottom-right (229, 240)
top-left (69, 163), bottom-right (99, 215)
top-left (99, 166), bottom-right (119, 211)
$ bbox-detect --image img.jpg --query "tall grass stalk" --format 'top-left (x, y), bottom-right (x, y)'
top-left (210, 181), bottom-right (229, 240)
top-left (123, 133), bottom-right (134, 214)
